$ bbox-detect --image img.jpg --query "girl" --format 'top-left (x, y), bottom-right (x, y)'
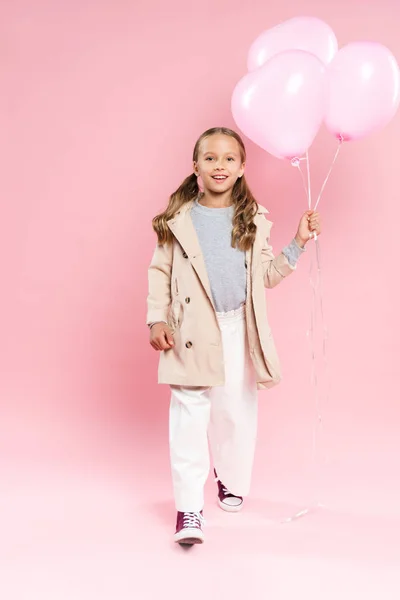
top-left (146, 127), bottom-right (321, 545)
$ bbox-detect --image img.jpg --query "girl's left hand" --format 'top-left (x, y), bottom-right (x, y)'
top-left (295, 210), bottom-right (321, 247)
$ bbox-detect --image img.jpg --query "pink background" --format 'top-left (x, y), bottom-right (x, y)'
top-left (1, 0), bottom-right (399, 598)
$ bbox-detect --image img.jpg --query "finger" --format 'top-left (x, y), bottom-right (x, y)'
top-left (162, 330), bottom-right (174, 347)
top-left (155, 337), bottom-right (167, 350)
top-left (159, 337), bottom-right (170, 350)
top-left (150, 341), bottom-right (160, 351)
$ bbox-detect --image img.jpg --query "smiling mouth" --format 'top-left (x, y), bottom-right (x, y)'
top-left (212, 175), bottom-right (228, 180)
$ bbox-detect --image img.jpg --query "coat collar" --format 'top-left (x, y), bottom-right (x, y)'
top-left (168, 198), bottom-right (269, 224)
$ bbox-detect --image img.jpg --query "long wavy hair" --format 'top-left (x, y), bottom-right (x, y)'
top-left (152, 127), bottom-right (259, 251)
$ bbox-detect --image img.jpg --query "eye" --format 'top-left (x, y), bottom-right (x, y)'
top-left (205, 157), bottom-right (214, 161)
top-left (227, 157), bottom-right (235, 161)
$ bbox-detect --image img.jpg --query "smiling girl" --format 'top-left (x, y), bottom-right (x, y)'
top-left (147, 127), bottom-right (321, 545)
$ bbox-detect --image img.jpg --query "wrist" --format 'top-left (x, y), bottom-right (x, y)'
top-left (295, 234), bottom-right (307, 249)
top-left (148, 321), bottom-right (167, 329)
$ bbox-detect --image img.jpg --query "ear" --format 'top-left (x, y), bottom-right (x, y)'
top-left (238, 162), bottom-right (245, 178)
top-left (193, 161), bottom-right (198, 177)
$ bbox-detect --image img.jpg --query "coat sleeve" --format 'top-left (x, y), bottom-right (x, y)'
top-left (146, 242), bottom-right (173, 325)
top-left (261, 220), bottom-right (297, 289)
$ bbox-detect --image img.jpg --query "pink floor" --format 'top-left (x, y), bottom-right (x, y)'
top-left (2, 412), bottom-right (399, 600)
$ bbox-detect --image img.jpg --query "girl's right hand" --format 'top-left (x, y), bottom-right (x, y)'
top-left (150, 323), bottom-right (175, 351)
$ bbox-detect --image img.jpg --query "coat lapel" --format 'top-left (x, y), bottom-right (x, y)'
top-left (251, 206), bottom-right (271, 277)
top-left (167, 200), bottom-right (215, 309)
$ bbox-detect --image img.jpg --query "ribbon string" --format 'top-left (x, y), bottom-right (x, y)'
top-left (282, 145), bottom-right (340, 523)
top-left (314, 140), bottom-right (342, 211)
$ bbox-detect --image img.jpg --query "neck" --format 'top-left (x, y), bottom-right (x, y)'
top-left (198, 190), bottom-right (233, 208)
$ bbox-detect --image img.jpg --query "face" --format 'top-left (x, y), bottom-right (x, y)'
top-left (193, 134), bottom-right (245, 193)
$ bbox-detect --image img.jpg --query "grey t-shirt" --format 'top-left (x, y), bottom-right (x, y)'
top-left (191, 199), bottom-right (246, 313)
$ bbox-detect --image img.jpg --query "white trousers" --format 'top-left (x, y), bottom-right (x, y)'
top-left (169, 304), bottom-right (258, 512)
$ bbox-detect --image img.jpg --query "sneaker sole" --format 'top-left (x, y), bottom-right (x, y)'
top-left (174, 528), bottom-right (204, 545)
top-left (218, 498), bottom-right (244, 513)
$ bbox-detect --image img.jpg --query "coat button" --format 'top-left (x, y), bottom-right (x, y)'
top-left (185, 341), bottom-right (193, 349)
top-left (183, 252), bottom-right (188, 258)
top-left (185, 297), bottom-right (190, 304)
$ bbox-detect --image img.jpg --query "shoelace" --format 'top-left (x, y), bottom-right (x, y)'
top-left (215, 475), bottom-right (232, 497)
top-left (183, 512), bottom-right (205, 528)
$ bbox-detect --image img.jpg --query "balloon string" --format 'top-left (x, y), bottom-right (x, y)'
top-left (308, 240), bottom-right (323, 464)
top-left (301, 213), bottom-right (330, 514)
top-left (309, 240), bottom-right (319, 476)
top-left (313, 140), bottom-right (342, 210)
top-left (316, 239), bottom-right (329, 368)
top-left (294, 153), bottom-right (315, 238)
top-left (281, 235), bottom-right (327, 524)
top-left (284, 153), bottom-right (333, 524)
top-left (315, 230), bottom-right (331, 467)
top-left (295, 162), bottom-right (309, 204)
top-left (306, 149), bottom-right (312, 210)
top-left (306, 150), bottom-right (317, 240)
top-left (284, 142), bottom-right (342, 524)
top-left (310, 140), bottom-right (340, 432)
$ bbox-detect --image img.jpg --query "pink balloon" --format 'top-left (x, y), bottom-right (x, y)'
top-left (248, 16), bottom-right (338, 71)
top-left (232, 50), bottom-right (326, 160)
top-left (325, 42), bottom-right (400, 141)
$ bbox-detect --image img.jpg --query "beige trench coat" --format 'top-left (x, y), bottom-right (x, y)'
top-left (146, 200), bottom-right (296, 390)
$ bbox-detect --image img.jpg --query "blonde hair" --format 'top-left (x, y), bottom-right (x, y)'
top-left (152, 127), bottom-right (259, 251)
